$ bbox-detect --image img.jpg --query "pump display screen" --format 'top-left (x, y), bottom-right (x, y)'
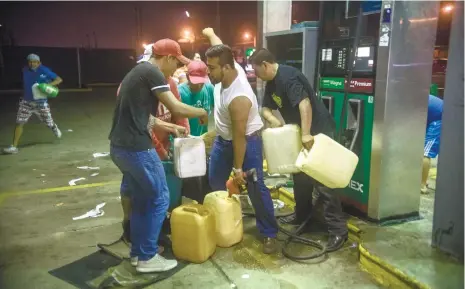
top-left (354, 46), bottom-right (376, 73)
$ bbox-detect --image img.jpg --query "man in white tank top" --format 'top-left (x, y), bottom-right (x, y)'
top-left (203, 28), bottom-right (278, 254)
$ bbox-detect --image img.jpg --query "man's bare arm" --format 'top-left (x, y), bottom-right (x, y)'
top-left (261, 107), bottom-right (283, 127)
top-left (298, 98), bottom-right (313, 137)
top-left (148, 115), bottom-right (186, 136)
top-left (202, 27), bottom-right (223, 46)
top-left (155, 90), bottom-right (207, 121)
top-left (229, 96), bottom-right (251, 170)
top-left (49, 76), bottom-right (63, 86)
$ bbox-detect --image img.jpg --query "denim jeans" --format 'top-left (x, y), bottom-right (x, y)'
top-left (208, 135), bottom-right (278, 238)
top-left (110, 145), bottom-right (169, 261)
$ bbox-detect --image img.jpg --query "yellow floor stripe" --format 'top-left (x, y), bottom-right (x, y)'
top-left (0, 181), bottom-right (119, 206)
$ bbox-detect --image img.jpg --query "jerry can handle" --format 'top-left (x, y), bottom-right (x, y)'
top-left (182, 207), bottom-right (199, 214)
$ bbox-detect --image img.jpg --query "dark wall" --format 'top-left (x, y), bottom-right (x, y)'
top-left (0, 46), bottom-right (136, 89)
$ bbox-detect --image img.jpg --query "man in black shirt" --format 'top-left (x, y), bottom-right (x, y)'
top-left (250, 48), bottom-right (347, 252)
top-left (109, 39), bottom-right (208, 273)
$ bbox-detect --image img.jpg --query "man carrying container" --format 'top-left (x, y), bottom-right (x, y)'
top-left (250, 48), bottom-right (347, 252)
top-left (202, 28), bottom-right (279, 254)
top-left (109, 38), bottom-right (208, 273)
top-left (3, 54), bottom-right (63, 154)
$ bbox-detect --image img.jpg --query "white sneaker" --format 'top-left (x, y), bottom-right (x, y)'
top-left (54, 126), bottom-right (62, 139)
top-left (130, 256), bottom-right (138, 266)
top-left (3, 146), bottom-right (19, 154)
top-left (136, 254), bottom-right (178, 273)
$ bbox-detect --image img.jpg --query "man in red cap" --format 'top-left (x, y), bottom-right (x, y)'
top-left (110, 38), bottom-right (207, 273)
top-left (178, 61), bottom-right (214, 137)
top-left (137, 43), bottom-right (191, 161)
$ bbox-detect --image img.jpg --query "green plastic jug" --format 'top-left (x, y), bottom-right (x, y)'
top-left (38, 83), bottom-right (59, 98)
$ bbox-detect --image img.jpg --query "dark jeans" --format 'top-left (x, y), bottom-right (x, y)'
top-left (209, 135), bottom-right (278, 238)
top-left (292, 131), bottom-right (347, 236)
top-left (110, 145), bottom-right (169, 261)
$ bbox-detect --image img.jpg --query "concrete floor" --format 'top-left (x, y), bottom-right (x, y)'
top-left (0, 88), bottom-right (380, 289)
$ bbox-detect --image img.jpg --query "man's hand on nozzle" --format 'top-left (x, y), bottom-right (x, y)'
top-left (202, 27), bottom-right (215, 38)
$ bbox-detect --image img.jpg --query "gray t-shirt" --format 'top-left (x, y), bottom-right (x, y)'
top-left (109, 62), bottom-right (169, 151)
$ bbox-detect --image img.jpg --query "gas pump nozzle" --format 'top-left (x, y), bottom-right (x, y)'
top-left (226, 168), bottom-right (257, 197)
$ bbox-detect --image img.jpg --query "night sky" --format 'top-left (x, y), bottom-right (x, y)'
top-left (0, 1), bottom-right (257, 52)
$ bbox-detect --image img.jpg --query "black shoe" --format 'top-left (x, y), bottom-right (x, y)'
top-left (122, 220), bottom-right (131, 243)
top-left (326, 234), bottom-right (347, 252)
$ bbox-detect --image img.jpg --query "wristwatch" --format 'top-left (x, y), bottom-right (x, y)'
top-left (232, 168), bottom-right (243, 175)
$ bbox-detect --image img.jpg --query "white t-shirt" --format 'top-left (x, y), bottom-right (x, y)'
top-left (214, 62), bottom-right (263, 140)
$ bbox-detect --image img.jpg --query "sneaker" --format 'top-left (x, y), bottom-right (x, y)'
top-left (3, 146), bottom-right (19, 154)
top-left (136, 254), bottom-right (178, 273)
top-left (130, 246), bottom-right (165, 267)
top-left (420, 186), bottom-right (428, 194)
top-left (53, 126), bottom-right (62, 139)
top-left (130, 256), bottom-right (138, 266)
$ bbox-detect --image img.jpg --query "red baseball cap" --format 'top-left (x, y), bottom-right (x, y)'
top-left (152, 39), bottom-right (190, 65)
top-left (187, 61), bottom-right (209, 84)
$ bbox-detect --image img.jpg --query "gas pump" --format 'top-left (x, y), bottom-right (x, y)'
top-left (317, 1), bottom-right (380, 217)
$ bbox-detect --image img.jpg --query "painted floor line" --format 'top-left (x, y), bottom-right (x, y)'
top-left (0, 181), bottom-right (119, 206)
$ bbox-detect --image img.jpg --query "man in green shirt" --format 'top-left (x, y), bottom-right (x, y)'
top-left (178, 61), bottom-right (214, 136)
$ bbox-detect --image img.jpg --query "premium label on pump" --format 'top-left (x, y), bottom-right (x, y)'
top-left (320, 77), bottom-right (345, 90)
top-left (346, 78), bottom-right (374, 93)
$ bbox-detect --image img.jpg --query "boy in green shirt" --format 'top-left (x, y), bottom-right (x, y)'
top-left (178, 61), bottom-right (215, 136)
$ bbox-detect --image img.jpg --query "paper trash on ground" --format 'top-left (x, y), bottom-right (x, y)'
top-left (93, 152), bottom-right (110, 158)
top-left (72, 203), bottom-right (106, 220)
top-left (69, 177), bottom-right (86, 186)
top-left (91, 173), bottom-right (99, 177)
top-left (77, 166), bottom-right (100, 170)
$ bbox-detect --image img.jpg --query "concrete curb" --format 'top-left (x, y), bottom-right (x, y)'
top-left (276, 186), bottom-right (430, 289)
top-left (359, 244), bottom-right (431, 289)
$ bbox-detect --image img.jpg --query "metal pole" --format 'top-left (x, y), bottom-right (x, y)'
top-left (76, 47), bottom-right (82, 88)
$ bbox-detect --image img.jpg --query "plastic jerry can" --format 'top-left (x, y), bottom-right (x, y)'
top-left (38, 83), bottom-right (59, 97)
top-left (262, 125), bottom-right (302, 174)
top-left (295, 133), bottom-right (359, 189)
top-left (173, 137), bottom-right (207, 178)
top-left (203, 191), bottom-right (243, 247)
top-left (170, 204), bottom-right (216, 263)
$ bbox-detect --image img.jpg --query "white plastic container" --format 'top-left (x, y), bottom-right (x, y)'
top-left (203, 191), bottom-right (243, 248)
top-left (262, 125), bottom-right (302, 174)
top-left (32, 83), bottom-right (47, 100)
top-left (173, 137), bottom-right (207, 178)
top-left (295, 133), bottom-right (359, 189)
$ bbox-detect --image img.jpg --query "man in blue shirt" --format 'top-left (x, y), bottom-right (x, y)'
top-left (422, 94), bottom-right (443, 193)
top-left (3, 54), bottom-right (63, 154)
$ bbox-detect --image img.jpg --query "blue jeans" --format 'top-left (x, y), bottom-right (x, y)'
top-left (110, 145), bottom-right (169, 261)
top-left (209, 135), bottom-right (278, 238)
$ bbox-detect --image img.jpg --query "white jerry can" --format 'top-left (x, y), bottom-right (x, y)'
top-left (295, 133), bottom-right (359, 189)
top-left (173, 137), bottom-right (207, 178)
top-left (262, 125), bottom-right (302, 174)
